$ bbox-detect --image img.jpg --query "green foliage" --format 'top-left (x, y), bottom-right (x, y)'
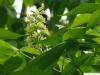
top-left (0, 0), bottom-right (100, 75)
top-left (0, 29), bottom-right (21, 39)
top-left (24, 0), bottom-right (34, 6)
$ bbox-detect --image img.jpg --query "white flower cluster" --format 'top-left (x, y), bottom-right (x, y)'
top-left (25, 7), bottom-right (49, 49)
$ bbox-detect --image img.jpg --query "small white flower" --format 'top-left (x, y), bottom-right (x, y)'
top-left (37, 29), bottom-right (41, 33)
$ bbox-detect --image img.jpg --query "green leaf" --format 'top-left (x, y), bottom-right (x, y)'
top-left (23, 0), bottom-right (34, 6)
top-left (62, 62), bottom-right (77, 75)
top-left (26, 43), bottom-right (66, 69)
top-left (71, 14), bottom-right (91, 27)
top-left (0, 40), bottom-right (15, 64)
top-left (93, 37), bottom-right (100, 44)
top-left (0, 40), bottom-right (15, 57)
top-left (41, 28), bottom-right (66, 46)
top-left (0, 29), bottom-right (21, 39)
top-left (20, 47), bottom-right (41, 55)
top-left (0, 7), bottom-right (8, 27)
top-left (67, 3), bottom-right (100, 16)
top-left (76, 54), bottom-right (94, 66)
top-left (0, 56), bottom-right (23, 75)
top-left (86, 29), bottom-right (100, 37)
top-left (12, 43), bottom-right (66, 75)
top-left (91, 65), bottom-right (100, 72)
top-left (6, 7), bottom-right (16, 27)
top-left (87, 10), bottom-right (100, 27)
top-left (79, 54), bottom-right (97, 72)
top-left (43, 0), bottom-right (80, 30)
top-left (65, 40), bottom-right (79, 58)
top-left (12, 68), bottom-right (52, 75)
top-left (8, 0), bottom-right (14, 5)
top-left (63, 27), bottom-right (86, 40)
top-left (96, 0), bottom-right (100, 3)
top-left (0, 0), bottom-right (3, 6)
top-left (57, 56), bottom-right (70, 71)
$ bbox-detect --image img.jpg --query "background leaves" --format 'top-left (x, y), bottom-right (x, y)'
top-left (0, 0), bottom-right (100, 75)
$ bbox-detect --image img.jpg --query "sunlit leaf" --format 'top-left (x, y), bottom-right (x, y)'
top-left (63, 27), bottom-right (86, 40)
top-left (71, 14), bottom-right (91, 27)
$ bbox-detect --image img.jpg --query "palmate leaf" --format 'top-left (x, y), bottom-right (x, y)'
top-left (12, 42), bottom-right (66, 75)
top-left (62, 54), bottom-right (94, 75)
top-left (76, 49), bottom-right (100, 73)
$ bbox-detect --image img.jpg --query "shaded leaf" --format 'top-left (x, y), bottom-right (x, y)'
top-left (62, 62), bottom-right (77, 75)
top-left (0, 56), bottom-right (23, 75)
top-left (0, 7), bottom-right (8, 27)
top-left (67, 3), bottom-right (100, 16)
top-left (13, 42), bottom-right (66, 75)
top-left (41, 28), bottom-right (66, 46)
top-left (91, 65), bottom-right (100, 72)
top-left (0, 28), bottom-right (21, 39)
top-left (0, 40), bottom-right (15, 64)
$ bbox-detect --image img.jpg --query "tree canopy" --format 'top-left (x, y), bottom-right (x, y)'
top-left (0, 0), bottom-right (100, 75)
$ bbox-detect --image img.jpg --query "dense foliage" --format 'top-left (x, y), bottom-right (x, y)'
top-left (0, 0), bottom-right (100, 75)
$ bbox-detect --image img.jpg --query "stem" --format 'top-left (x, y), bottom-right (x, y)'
top-left (75, 64), bottom-right (83, 75)
top-left (61, 57), bottom-right (65, 72)
top-left (20, 52), bottom-right (33, 60)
